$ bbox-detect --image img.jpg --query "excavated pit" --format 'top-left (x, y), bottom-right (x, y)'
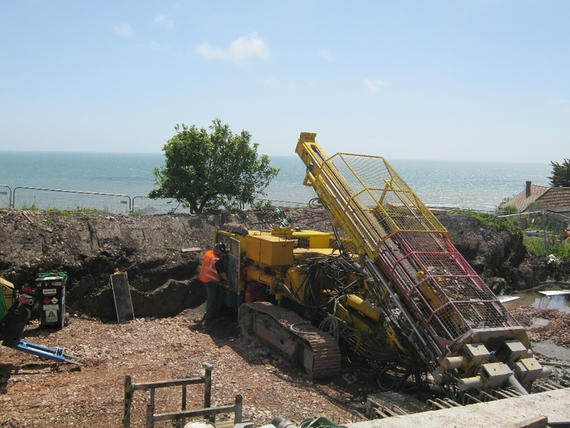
top-left (0, 208), bottom-right (567, 322)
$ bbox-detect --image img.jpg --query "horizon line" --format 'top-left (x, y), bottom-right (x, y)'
top-left (0, 149), bottom-right (552, 165)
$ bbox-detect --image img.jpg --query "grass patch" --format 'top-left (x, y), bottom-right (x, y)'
top-left (20, 204), bottom-right (39, 211)
top-left (449, 209), bottom-right (519, 233)
top-left (45, 206), bottom-right (98, 216)
top-left (523, 235), bottom-right (570, 260)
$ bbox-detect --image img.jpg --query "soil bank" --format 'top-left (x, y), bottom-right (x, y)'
top-left (0, 208), bottom-right (567, 319)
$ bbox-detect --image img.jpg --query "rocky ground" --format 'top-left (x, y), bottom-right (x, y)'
top-left (1, 305), bottom-right (568, 427)
top-left (510, 307), bottom-right (570, 347)
top-left (0, 208), bottom-right (569, 426)
top-left (0, 307), bottom-right (366, 427)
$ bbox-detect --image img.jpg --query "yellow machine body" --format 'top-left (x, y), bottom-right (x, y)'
top-left (245, 234), bottom-right (295, 266)
top-left (216, 226), bottom-right (406, 358)
top-left (0, 277), bottom-right (15, 321)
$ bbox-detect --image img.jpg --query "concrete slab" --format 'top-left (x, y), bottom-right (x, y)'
top-left (347, 388), bottom-right (570, 428)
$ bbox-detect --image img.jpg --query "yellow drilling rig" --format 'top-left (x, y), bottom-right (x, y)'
top-left (211, 132), bottom-right (548, 399)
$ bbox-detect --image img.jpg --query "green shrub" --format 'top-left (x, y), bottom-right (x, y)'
top-left (450, 209), bottom-right (519, 233)
top-left (523, 235), bottom-right (570, 260)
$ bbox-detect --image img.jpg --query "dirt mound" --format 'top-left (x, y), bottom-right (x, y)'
top-left (436, 212), bottom-right (528, 291)
top-left (0, 209), bottom-right (213, 318)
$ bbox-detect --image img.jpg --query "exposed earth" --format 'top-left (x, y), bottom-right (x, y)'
top-left (1, 207), bottom-right (567, 317)
top-left (0, 208), bottom-right (569, 426)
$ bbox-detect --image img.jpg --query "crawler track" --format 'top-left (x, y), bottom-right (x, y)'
top-left (238, 302), bottom-right (341, 378)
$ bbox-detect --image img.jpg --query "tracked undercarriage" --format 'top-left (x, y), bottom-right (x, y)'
top-left (238, 301), bottom-right (341, 379)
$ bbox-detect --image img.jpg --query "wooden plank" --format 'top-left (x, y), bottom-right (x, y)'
top-left (110, 272), bottom-right (135, 323)
top-left (153, 404), bottom-right (236, 422)
top-left (123, 375), bottom-right (133, 428)
top-left (133, 377), bottom-right (204, 390)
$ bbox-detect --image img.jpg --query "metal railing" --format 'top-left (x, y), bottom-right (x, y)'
top-left (0, 183), bottom-right (519, 216)
top-left (257, 198), bottom-right (309, 208)
top-left (0, 184), bottom-right (312, 214)
top-left (131, 195), bottom-right (185, 214)
top-left (0, 185), bottom-right (11, 208)
top-left (12, 186), bottom-right (131, 213)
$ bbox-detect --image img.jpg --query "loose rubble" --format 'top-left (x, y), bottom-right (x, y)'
top-left (0, 307), bottom-right (364, 427)
top-left (1, 304), bottom-right (568, 427)
top-left (510, 307), bottom-right (570, 347)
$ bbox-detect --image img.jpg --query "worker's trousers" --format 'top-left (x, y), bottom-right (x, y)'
top-left (204, 282), bottom-right (223, 324)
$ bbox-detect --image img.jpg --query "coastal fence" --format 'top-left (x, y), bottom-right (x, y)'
top-left (12, 186), bottom-right (132, 213)
top-left (1, 184), bottom-right (512, 216)
top-left (3, 184), bottom-right (503, 215)
top-left (0, 185), bottom-right (11, 208)
top-left (256, 198), bottom-right (309, 208)
top-left (498, 210), bottom-right (570, 256)
top-left (131, 196), bottom-right (187, 214)
top-left (2, 184), bottom-right (312, 214)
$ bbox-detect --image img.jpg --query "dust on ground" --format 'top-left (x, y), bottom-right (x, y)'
top-left (1, 304), bottom-right (569, 427)
top-left (0, 304), bottom-right (367, 427)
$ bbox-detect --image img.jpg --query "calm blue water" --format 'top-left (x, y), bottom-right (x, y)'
top-left (0, 151), bottom-right (551, 213)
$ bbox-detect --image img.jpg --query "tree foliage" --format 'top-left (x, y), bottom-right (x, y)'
top-left (549, 158), bottom-right (570, 187)
top-left (149, 119), bottom-right (279, 213)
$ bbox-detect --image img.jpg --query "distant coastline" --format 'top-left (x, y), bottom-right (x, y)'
top-left (0, 152), bottom-right (551, 212)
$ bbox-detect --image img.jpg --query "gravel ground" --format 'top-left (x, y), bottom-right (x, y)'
top-left (1, 305), bottom-right (568, 427)
top-left (0, 306), bottom-right (364, 427)
top-left (510, 307), bottom-right (570, 347)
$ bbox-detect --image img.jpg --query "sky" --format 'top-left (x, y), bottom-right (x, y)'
top-left (0, 1), bottom-right (568, 162)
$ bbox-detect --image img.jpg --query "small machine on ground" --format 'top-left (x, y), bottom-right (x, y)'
top-left (0, 274), bottom-right (77, 364)
top-left (209, 132), bottom-right (549, 400)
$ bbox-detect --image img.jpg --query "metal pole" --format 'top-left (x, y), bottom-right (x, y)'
top-left (543, 212), bottom-right (549, 254)
top-left (12, 187), bottom-right (18, 208)
top-left (234, 394), bottom-right (243, 423)
top-left (123, 375), bottom-right (132, 428)
top-left (203, 363), bottom-right (213, 423)
top-left (146, 388), bottom-right (155, 428)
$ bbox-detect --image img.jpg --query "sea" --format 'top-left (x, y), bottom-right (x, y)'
top-left (0, 151), bottom-right (551, 214)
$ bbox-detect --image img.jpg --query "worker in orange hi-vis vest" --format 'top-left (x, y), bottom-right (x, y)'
top-left (199, 242), bottom-right (228, 324)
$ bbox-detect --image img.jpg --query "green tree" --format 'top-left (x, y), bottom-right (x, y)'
top-left (549, 158), bottom-right (570, 187)
top-left (149, 119), bottom-right (279, 213)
